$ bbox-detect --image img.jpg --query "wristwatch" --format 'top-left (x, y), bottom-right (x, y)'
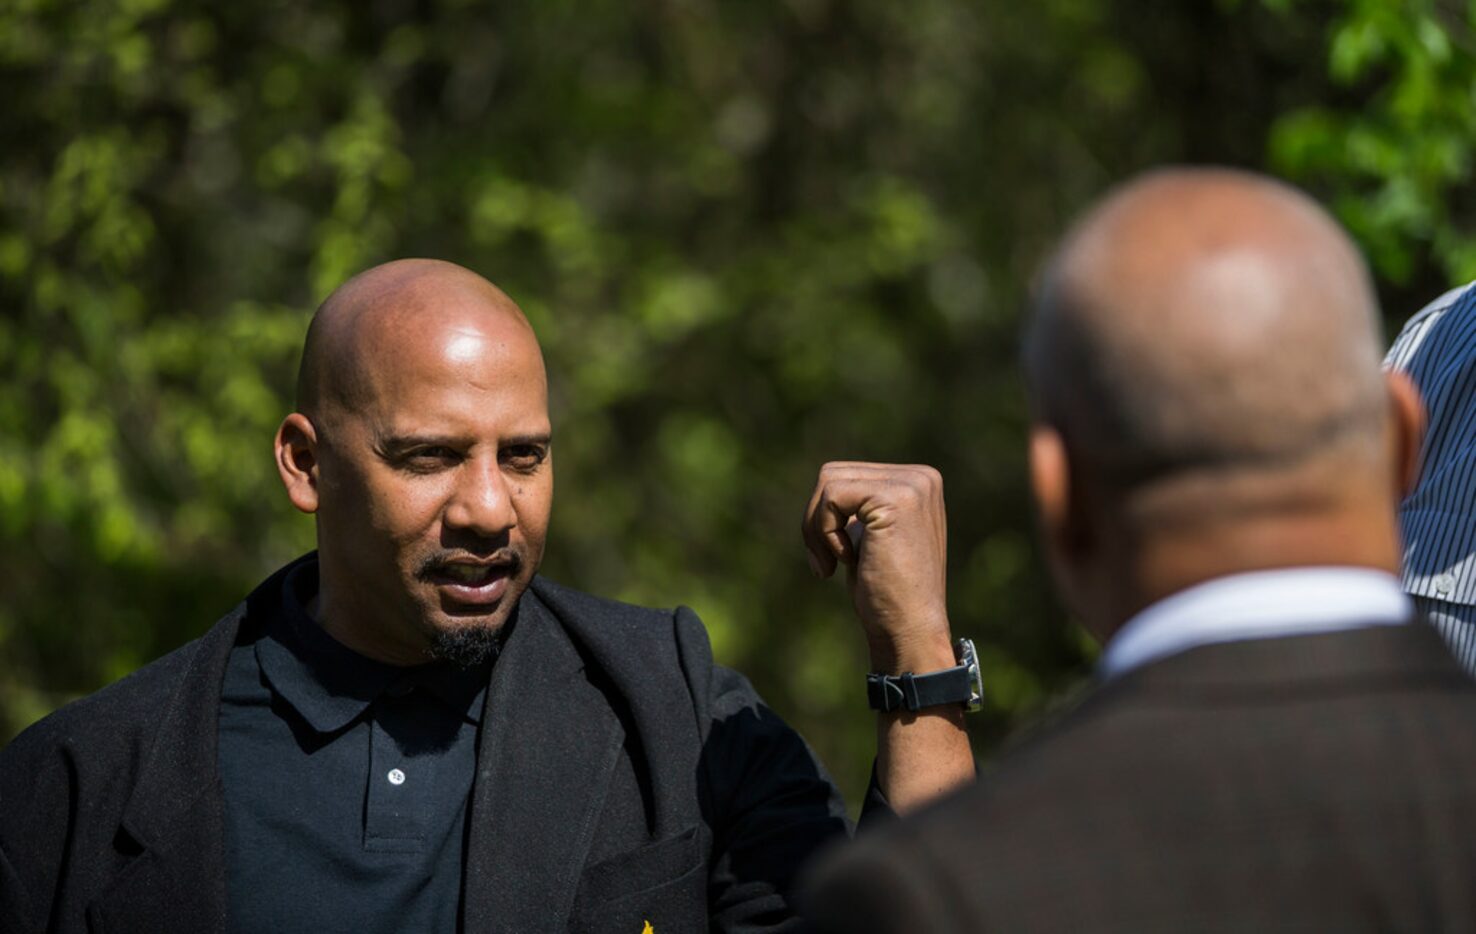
top-left (866, 637), bottom-right (984, 713)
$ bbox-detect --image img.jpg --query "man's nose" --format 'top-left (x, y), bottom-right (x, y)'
top-left (444, 458), bottom-right (517, 535)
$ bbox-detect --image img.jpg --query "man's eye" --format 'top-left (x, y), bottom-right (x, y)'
top-left (403, 446), bottom-right (460, 469)
top-left (501, 446), bottom-right (547, 470)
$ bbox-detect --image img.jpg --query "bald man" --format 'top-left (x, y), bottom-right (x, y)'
top-left (801, 169), bottom-right (1476, 932)
top-left (0, 260), bottom-right (973, 934)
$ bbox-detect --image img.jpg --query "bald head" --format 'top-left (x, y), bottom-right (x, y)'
top-left (275, 258), bottom-right (554, 666)
top-left (1021, 168), bottom-right (1423, 637)
top-left (1026, 168), bottom-right (1386, 491)
top-left (297, 258), bottom-right (541, 424)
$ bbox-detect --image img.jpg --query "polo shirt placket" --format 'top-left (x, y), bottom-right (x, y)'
top-left (218, 563), bottom-right (494, 934)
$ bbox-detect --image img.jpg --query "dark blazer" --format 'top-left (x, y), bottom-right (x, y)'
top-left (804, 622), bottom-right (1476, 933)
top-left (0, 557), bottom-right (853, 933)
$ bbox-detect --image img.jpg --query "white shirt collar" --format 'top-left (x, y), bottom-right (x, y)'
top-left (1098, 567), bottom-right (1411, 681)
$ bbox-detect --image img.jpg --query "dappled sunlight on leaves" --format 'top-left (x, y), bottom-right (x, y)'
top-left (1, 0), bottom-right (1402, 806)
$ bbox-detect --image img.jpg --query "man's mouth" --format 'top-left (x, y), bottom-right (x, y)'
top-left (424, 556), bottom-right (521, 607)
top-left (439, 563), bottom-right (504, 585)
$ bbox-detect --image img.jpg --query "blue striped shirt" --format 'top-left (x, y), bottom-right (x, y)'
top-left (1385, 281), bottom-right (1476, 671)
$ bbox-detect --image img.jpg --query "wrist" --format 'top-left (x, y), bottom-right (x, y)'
top-left (866, 637), bottom-right (984, 714)
top-left (866, 624), bottom-right (956, 675)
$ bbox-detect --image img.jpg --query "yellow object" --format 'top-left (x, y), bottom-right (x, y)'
top-left (641, 923), bottom-right (655, 934)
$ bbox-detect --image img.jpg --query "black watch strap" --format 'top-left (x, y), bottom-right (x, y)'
top-left (866, 638), bottom-right (983, 713)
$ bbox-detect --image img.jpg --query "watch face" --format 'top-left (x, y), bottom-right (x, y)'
top-left (958, 638), bottom-right (984, 712)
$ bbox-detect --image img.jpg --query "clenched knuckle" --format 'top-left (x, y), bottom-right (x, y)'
top-left (895, 482), bottom-right (924, 506)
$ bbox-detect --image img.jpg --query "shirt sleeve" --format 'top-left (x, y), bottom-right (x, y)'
top-left (664, 601), bottom-right (845, 932)
top-left (671, 604), bottom-right (902, 932)
top-left (698, 659), bottom-right (852, 932)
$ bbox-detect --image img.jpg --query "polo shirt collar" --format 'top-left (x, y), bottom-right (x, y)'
top-left (255, 560), bottom-right (495, 735)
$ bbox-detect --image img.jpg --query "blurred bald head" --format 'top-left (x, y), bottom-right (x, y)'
top-left (1023, 168), bottom-right (1421, 636)
top-left (297, 258), bottom-right (541, 426)
top-left (1026, 168), bottom-right (1386, 493)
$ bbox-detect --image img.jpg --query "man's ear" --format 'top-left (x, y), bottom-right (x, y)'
top-left (1029, 424), bottom-right (1076, 559)
top-left (1384, 369), bottom-right (1426, 499)
top-left (275, 413), bottom-right (321, 514)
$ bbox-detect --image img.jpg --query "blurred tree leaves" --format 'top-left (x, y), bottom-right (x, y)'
top-left (0, 0), bottom-right (1448, 805)
top-left (1268, 0), bottom-right (1476, 285)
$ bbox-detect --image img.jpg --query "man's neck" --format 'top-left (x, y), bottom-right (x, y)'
top-left (1095, 508), bottom-right (1402, 642)
top-left (309, 581), bottom-right (432, 667)
top-left (1097, 565), bottom-right (1410, 679)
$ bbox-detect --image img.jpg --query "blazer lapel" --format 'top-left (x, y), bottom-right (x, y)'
top-left (463, 589), bottom-right (625, 933)
top-left (89, 787), bottom-right (229, 933)
top-left (529, 577), bottom-right (704, 836)
top-left (90, 602), bottom-right (246, 934)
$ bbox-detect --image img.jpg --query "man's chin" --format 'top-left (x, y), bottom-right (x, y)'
top-left (426, 623), bottom-right (505, 668)
top-left (422, 586), bottom-right (525, 666)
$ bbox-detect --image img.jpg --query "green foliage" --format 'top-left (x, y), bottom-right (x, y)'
top-left (1267, 0), bottom-right (1476, 284)
top-left (0, 0), bottom-right (1415, 804)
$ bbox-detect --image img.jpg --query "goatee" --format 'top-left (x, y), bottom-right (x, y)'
top-left (427, 623), bottom-right (507, 668)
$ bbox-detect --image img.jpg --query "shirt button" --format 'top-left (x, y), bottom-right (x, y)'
top-left (387, 768), bottom-right (406, 786)
top-left (1436, 573), bottom-right (1457, 595)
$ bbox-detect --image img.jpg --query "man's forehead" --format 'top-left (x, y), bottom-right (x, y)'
top-left (318, 310), bottom-right (546, 432)
top-left (356, 285), bottom-right (529, 343)
top-left (441, 323), bottom-right (500, 365)
top-left (372, 418), bottom-right (553, 444)
top-left (368, 311), bottom-right (538, 369)
top-left (356, 368), bottom-right (551, 442)
top-left (345, 285), bottom-right (542, 372)
top-left (322, 260), bottom-right (535, 369)
top-left (366, 326), bottom-right (544, 397)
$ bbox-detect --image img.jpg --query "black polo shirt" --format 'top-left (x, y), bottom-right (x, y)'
top-left (217, 561), bottom-right (495, 934)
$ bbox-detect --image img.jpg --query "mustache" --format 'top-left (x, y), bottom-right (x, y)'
top-left (416, 549), bottom-right (523, 579)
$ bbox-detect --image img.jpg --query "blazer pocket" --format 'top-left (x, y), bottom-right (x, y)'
top-left (571, 826), bottom-right (706, 932)
top-left (578, 825), bottom-right (702, 903)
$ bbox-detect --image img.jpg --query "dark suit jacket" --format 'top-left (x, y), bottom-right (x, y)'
top-left (804, 622), bottom-right (1476, 933)
top-left (0, 557), bottom-right (854, 933)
